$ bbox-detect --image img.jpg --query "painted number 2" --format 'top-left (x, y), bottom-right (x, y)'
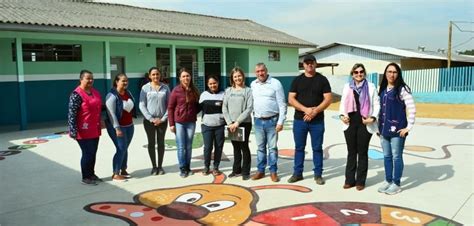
top-left (391, 211), bottom-right (421, 223)
top-left (340, 208), bottom-right (368, 216)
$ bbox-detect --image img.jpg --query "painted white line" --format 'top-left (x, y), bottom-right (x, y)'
top-left (291, 213), bottom-right (317, 221)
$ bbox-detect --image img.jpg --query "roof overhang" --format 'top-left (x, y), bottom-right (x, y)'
top-left (0, 23), bottom-right (316, 48)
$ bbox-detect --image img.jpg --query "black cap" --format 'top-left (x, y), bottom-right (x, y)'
top-left (303, 55), bottom-right (316, 62)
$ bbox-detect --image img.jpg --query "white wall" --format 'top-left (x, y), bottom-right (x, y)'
top-left (312, 45), bottom-right (402, 75)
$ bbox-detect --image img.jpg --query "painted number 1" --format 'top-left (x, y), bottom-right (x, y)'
top-left (340, 208), bottom-right (368, 216)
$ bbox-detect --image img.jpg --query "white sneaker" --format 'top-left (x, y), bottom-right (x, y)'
top-left (377, 181), bottom-right (392, 193)
top-left (385, 183), bottom-right (402, 195)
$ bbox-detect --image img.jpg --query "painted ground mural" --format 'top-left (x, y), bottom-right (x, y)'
top-left (1, 117), bottom-right (471, 225)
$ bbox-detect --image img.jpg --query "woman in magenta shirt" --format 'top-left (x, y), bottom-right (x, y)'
top-left (68, 70), bottom-right (103, 186)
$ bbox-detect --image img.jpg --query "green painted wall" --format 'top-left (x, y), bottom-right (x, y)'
top-left (110, 42), bottom-right (155, 74)
top-left (0, 30), bottom-right (302, 126)
top-left (248, 46), bottom-right (299, 74)
top-left (0, 38), bottom-right (16, 75)
top-left (0, 39), bottom-right (104, 76)
top-left (0, 82), bottom-right (20, 124)
top-left (226, 48), bottom-right (249, 74)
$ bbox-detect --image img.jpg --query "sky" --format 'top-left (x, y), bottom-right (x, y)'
top-left (98, 0), bottom-right (474, 52)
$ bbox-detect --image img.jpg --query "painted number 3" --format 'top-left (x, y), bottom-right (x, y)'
top-left (391, 211), bottom-right (421, 223)
top-left (340, 208), bottom-right (368, 216)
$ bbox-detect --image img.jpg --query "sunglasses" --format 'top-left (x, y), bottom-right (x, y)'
top-left (353, 70), bottom-right (365, 74)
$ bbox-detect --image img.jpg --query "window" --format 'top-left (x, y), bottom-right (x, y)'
top-left (12, 43), bottom-right (82, 62)
top-left (268, 50), bottom-right (280, 61)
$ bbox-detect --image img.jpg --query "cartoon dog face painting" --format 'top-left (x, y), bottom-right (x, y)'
top-left (137, 183), bottom-right (258, 225)
top-left (85, 173), bottom-right (311, 225)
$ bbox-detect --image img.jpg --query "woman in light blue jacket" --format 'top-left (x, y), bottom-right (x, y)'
top-left (139, 67), bottom-right (170, 176)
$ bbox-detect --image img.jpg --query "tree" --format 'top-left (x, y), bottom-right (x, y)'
top-left (459, 49), bottom-right (474, 55)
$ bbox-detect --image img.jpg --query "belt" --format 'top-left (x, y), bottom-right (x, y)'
top-left (258, 114), bottom-right (278, 120)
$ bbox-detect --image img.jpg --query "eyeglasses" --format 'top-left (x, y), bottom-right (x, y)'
top-left (353, 70), bottom-right (364, 74)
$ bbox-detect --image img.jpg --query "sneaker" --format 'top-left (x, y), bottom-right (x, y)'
top-left (228, 172), bottom-right (241, 178)
top-left (150, 167), bottom-right (158, 175)
top-left (112, 174), bottom-right (128, 182)
top-left (242, 175), bottom-right (250, 181)
top-left (288, 175), bottom-right (304, 183)
top-left (180, 171), bottom-right (187, 178)
top-left (91, 175), bottom-right (103, 183)
top-left (202, 168), bottom-right (210, 176)
top-left (120, 170), bottom-right (132, 178)
top-left (314, 176), bottom-right (325, 185)
top-left (81, 178), bottom-right (98, 186)
top-left (187, 170), bottom-right (194, 176)
top-left (377, 181), bottom-right (392, 193)
top-left (157, 168), bottom-right (165, 175)
top-left (385, 183), bottom-right (402, 195)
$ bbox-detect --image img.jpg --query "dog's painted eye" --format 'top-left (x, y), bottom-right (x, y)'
top-left (201, 200), bottom-right (235, 212)
top-left (175, 193), bottom-right (202, 203)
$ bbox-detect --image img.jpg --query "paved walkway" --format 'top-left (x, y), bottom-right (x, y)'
top-left (0, 108), bottom-right (472, 225)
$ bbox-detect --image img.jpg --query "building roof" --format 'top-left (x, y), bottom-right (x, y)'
top-left (0, 0), bottom-right (316, 48)
top-left (302, 42), bottom-right (474, 63)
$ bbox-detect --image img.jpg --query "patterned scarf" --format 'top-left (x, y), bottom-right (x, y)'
top-left (344, 79), bottom-right (370, 117)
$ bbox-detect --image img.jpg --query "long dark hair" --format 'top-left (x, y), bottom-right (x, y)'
top-left (112, 73), bottom-right (128, 88)
top-left (178, 67), bottom-right (200, 102)
top-left (206, 75), bottom-right (221, 92)
top-left (378, 62), bottom-right (411, 97)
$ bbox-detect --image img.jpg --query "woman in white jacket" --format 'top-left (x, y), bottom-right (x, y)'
top-left (339, 63), bottom-right (380, 191)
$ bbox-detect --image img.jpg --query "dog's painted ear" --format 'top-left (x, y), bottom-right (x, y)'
top-left (250, 185), bottom-right (312, 193)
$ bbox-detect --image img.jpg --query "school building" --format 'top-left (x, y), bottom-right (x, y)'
top-left (0, 0), bottom-right (315, 129)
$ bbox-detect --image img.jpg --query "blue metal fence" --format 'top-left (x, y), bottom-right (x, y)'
top-left (438, 66), bottom-right (474, 92)
top-left (405, 66), bottom-right (474, 92)
top-left (359, 66), bottom-right (474, 93)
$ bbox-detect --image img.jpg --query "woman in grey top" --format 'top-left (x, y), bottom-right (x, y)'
top-left (139, 67), bottom-right (170, 175)
top-left (222, 67), bottom-right (253, 180)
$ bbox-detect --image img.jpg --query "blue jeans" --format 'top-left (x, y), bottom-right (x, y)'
top-left (293, 119), bottom-right (325, 177)
top-left (77, 138), bottom-right (99, 179)
top-left (175, 122), bottom-right (196, 171)
top-left (106, 124), bottom-right (134, 174)
top-left (381, 136), bottom-right (405, 186)
top-left (254, 117), bottom-right (278, 173)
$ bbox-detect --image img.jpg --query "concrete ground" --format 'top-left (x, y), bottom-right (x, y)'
top-left (0, 108), bottom-right (472, 225)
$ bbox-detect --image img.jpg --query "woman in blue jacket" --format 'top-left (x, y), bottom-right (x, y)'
top-left (377, 63), bottom-right (416, 195)
top-left (105, 73), bottom-right (136, 182)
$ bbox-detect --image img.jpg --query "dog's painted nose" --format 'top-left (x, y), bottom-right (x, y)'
top-left (157, 202), bottom-right (209, 220)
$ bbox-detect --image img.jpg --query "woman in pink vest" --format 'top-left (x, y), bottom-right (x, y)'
top-left (68, 70), bottom-right (103, 186)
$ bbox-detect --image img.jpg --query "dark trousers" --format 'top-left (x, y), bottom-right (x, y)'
top-left (201, 124), bottom-right (225, 169)
top-left (143, 119), bottom-right (168, 168)
top-left (77, 138), bottom-right (99, 179)
top-left (343, 122), bottom-right (372, 186)
top-left (231, 122), bottom-right (252, 176)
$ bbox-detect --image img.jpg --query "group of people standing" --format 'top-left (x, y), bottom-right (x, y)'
top-left (337, 60), bottom-right (416, 195)
top-left (68, 57), bottom-right (415, 195)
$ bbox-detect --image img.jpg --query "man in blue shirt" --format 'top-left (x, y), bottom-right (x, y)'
top-left (250, 63), bottom-right (287, 182)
